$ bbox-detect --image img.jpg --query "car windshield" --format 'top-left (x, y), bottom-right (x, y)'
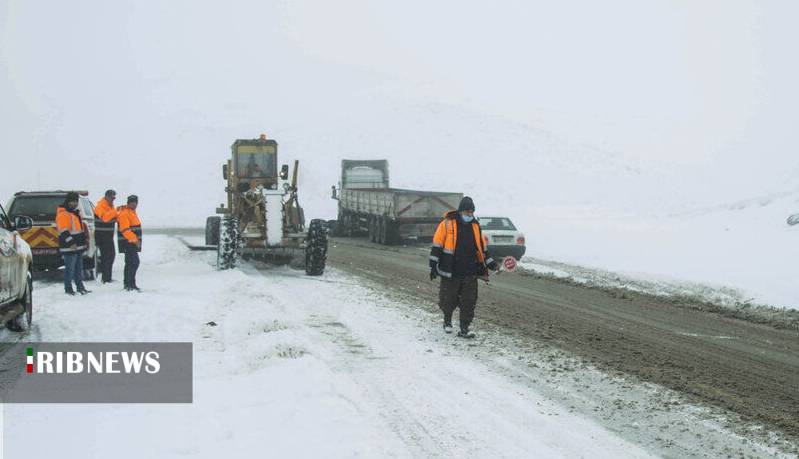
top-left (479, 217), bottom-right (517, 231)
top-left (8, 195), bottom-right (65, 220)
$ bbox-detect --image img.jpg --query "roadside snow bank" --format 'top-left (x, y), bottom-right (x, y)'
top-left (521, 190), bottom-right (799, 311)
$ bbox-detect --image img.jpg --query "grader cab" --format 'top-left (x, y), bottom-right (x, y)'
top-left (205, 134), bottom-right (327, 275)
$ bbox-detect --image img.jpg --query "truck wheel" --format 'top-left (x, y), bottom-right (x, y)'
top-left (384, 219), bottom-right (400, 246)
top-left (217, 216), bottom-right (239, 270)
top-left (6, 273), bottom-right (32, 332)
top-left (333, 211), bottom-right (345, 237)
top-left (347, 212), bottom-right (356, 237)
top-left (377, 217), bottom-right (398, 245)
top-left (305, 219), bottom-right (328, 276)
top-left (326, 220), bottom-right (338, 235)
top-left (369, 217), bottom-right (377, 242)
top-left (206, 216), bottom-right (221, 245)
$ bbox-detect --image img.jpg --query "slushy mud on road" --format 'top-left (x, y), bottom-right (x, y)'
top-left (327, 236), bottom-right (799, 452)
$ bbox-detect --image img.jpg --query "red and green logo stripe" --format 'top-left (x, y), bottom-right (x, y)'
top-left (26, 347), bottom-right (33, 373)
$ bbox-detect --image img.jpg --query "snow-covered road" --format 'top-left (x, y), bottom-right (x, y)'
top-left (1, 235), bottom-right (652, 458)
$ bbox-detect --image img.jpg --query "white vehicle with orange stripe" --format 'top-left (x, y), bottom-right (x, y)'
top-left (6, 191), bottom-right (98, 279)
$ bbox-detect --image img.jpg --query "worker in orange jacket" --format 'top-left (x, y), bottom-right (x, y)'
top-left (94, 189), bottom-right (118, 283)
top-left (117, 195), bottom-right (142, 291)
top-left (429, 196), bottom-right (498, 338)
top-left (56, 192), bottom-right (91, 295)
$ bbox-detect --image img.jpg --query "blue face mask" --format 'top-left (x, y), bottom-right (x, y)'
top-left (461, 214), bottom-right (473, 223)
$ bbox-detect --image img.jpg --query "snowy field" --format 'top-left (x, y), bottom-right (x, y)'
top-left (2, 235), bottom-right (652, 458)
top-left (518, 188), bottom-right (799, 311)
top-left (2, 236), bottom-right (792, 458)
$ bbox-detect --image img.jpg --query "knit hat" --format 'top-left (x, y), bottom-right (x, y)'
top-left (127, 195), bottom-right (139, 204)
top-left (457, 196), bottom-right (475, 212)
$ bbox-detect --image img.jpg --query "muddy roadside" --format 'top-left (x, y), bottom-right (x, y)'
top-left (327, 237), bottom-right (799, 452)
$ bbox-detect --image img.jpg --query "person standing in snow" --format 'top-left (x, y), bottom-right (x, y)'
top-left (117, 195), bottom-right (142, 292)
top-left (429, 196), bottom-right (499, 338)
top-left (56, 192), bottom-right (91, 295)
top-left (94, 189), bottom-right (118, 284)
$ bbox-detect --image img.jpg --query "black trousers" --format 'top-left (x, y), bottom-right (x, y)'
top-left (123, 245), bottom-right (140, 288)
top-left (439, 275), bottom-right (478, 329)
top-left (95, 232), bottom-right (116, 282)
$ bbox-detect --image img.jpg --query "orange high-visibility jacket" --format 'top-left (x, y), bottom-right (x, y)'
top-left (429, 211), bottom-right (496, 278)
top-left (56, 206), bottom-right (88, 253)
top-left (117, 205), bottom-right (142, 251)
top-left (94, 197), bottom-right (118, 233)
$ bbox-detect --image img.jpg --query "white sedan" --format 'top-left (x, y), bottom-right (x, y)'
top-left (478, 216), bottom-right (526, 261)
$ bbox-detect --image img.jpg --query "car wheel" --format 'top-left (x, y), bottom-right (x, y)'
top-left (6, 273), bottom-right (32, 332)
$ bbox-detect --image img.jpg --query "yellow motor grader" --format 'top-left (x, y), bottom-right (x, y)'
top-left (205, 134), bottom-right (327, 275)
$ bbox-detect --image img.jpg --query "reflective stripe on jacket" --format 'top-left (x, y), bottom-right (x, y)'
top-left (117, 205), bottom-right (142, 252)
top-left (56, 206), bottom-right (88, 253)
top-left (429, 211), bottom-right (496, 278)
top-left (94, 198), bottom-right (118, 233)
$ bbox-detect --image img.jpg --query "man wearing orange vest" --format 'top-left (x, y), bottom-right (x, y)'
top-left (117, 195), bottom-right (142, 292)
top-left (56, 192), bottom-right (91, 295)
top-left (94, 189), bottom-right (118, 284)
top-left (429, 196), bottom-right (499, 338)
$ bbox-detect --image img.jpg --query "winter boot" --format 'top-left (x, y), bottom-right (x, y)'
top-left (443, 313), bottom-right (453, 333)
top-left (457, 327), bottom-right (476, 339)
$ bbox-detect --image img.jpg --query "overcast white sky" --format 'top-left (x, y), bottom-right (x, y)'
top-left (1, 0), bottom-right (797, 224)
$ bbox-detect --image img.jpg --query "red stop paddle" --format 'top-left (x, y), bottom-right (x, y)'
top-left (502, 256), bottom-right (517, 273)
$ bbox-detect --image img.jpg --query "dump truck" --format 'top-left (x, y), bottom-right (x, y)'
top-left (205, 134), bottom-right (327, 275)
top-left (331, 160), bottom-right (462, 245)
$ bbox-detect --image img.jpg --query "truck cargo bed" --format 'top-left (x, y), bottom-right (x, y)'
top-left (339, 188), bottom-right (462, 221)
top-left (333, 159), bottom-right (462, 244)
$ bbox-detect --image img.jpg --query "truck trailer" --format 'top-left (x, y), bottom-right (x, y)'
top-left (331, 160), bottom-right (462, 245)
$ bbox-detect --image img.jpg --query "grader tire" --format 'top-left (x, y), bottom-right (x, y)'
top-left (217, 216), bottom-right (239, 270)
top-left (305, 219), bottom-right (328, 276)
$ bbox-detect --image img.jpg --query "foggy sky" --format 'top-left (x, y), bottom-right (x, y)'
top-left (2, 0), bottom-right (797, 226)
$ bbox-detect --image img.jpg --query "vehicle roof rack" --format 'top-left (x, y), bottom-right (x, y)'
top-left (14, 190), bottom-right (89, 196)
